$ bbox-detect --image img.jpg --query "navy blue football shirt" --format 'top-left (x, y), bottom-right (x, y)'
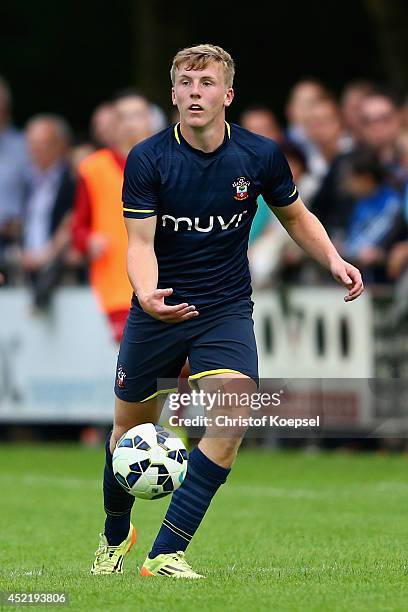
top-left (122, 122), bottom-right (298, 309)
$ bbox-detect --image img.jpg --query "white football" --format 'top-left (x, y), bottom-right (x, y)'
top-left (112, 423), bottom-right (188, 500)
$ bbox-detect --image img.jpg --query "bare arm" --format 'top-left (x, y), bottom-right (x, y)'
top-left (271, 198), bottom-right (364, 302)
top-left (125, 217), bottom-right (198, 322)
top-left (125, 216), bottom-right (158, 297)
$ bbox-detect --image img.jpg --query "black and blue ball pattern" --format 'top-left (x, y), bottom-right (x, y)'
top-left (113, 423), bottom-right (188, 500)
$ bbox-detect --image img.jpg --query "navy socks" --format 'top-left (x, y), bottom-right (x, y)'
top-left (103, 432), bottom-right (135, 545)
top-left (103, 437), bottom-right (230, 552)
top-left (149, 446), bottom-right (230, 558)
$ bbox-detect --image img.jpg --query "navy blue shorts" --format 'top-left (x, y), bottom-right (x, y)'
top-left (114, 298), bottom-right (259, 402)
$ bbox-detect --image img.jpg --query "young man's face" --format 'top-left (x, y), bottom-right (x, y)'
top-left (114, 96), bottom-right (152, 148)
top-left (359, 96), bottom-right (401, 150)
top-left (172, 60), bottom-right (233, 128)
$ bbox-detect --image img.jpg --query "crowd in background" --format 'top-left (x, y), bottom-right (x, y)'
top-left (2, 74), bottom-right (408, 336)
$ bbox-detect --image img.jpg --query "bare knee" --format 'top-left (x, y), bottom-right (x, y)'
top-left (199, 436), bottom-right (244, 469)
top-left (111, 425), bottom-right (127, 447)
top-left (110, 396), bottom-right (163, 453)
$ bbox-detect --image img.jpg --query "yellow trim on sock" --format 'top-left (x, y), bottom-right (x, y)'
top-left (162, 522), bottom-right (191, 542)
top-left (163, 518), bottom-right (193, 539)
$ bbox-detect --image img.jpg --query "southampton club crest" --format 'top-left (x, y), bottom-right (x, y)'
top-left (232, 177), bottom-right (250, 201)
top-left (116, 365), bottom-right (127, 389)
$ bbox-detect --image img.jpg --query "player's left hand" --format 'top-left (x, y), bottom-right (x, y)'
top-left (330, 258), bottom-right (364, 302)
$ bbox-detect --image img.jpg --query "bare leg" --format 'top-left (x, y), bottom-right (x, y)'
top-left (197, 373), bottom-right (256, 467)
top-left (102, 394), bottom-right (167, 545)
top-left (110, 395), bottom-right (166, 453)
top-left (148, 373), bottom-right (256, 559)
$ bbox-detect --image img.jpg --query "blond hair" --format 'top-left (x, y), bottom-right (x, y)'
top-left (170, 44), bottom-right (235, 88)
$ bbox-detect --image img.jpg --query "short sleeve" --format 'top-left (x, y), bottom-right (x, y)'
top-left (262, 142), bottom-right (298, 207)
top-left (122, 146), bottom-right (159, 219)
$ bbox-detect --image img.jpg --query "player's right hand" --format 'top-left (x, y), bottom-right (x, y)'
top-left (139, 288), bottom-right (199, 323)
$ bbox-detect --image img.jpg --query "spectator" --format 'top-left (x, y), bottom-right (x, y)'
top-left (248, 143), bottom-right (314, 288)
top-left (241, 106), bottom-right (281, 284)
top-left (70, 140), bottom-right (96, 175)
top-left (397, 130), bottom-right (408, 178)
top-left (342, 148), bottom-right (402, 284)
top-left (281, 141), bottom-right (315, 202)
top-left (312, 88), bottom-right (404, 243)
top-left (359, 89), bottom-right (404, 176)
top-left (340, 79), bottom-right (375, 143)
top-left (22, 114), bottom-right (75, 306)
top-left (276, 142), bottom-right (318, 281)
top-left (285, 78), bottom-right (329, 153)
top-left (252, 142), bottom-right (326, 286)
top-left (241, 105), bottom-right (283, 250)
top-left (240, 105), bottom-right (282, 141)
top-left (402, 95), bottom-right (408, 131)
top-left (303, 98), bottom-right (350, 185)
top-left (387, 234), bottom-right (408, 282)
top-left (0, 75), bottom-right (27, 284)
top-left (387, 131), bottom-right (408, 281)
top-left (72, 90), bottom-right (154, 343)
top-left (90, 102), bottom-right (117, 149)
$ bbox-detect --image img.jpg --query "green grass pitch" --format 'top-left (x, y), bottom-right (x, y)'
top-left (1, 444), bottom-right (407, 611)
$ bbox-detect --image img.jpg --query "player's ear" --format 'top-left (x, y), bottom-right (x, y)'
top-left (171, 88), bottom-right (177, 106)
top-left (224, 88), bottom-right (234, 107)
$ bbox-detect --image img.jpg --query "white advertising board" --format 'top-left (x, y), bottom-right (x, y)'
top-left (0, 288), bottom-right (374, 423)
top-left (0, 289), bottom-right (117, 422)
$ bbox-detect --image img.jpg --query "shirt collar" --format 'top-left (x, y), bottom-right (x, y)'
top-left (174, 121), bottom-right (231, 156)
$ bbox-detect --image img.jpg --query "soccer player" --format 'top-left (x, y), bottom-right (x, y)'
top-left (91, 44), bottom-right (363, 578)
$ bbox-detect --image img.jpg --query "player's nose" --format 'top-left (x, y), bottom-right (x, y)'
top-left (190, 84), bottom-right (201, 97)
